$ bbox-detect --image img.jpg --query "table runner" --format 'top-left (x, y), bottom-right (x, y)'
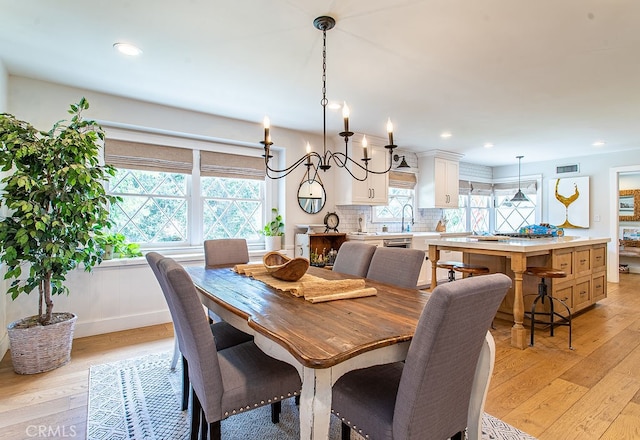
top-left (233, 263), bottom-right (377, 302)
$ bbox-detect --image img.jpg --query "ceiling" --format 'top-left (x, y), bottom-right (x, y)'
top-left (1, 0), bottom-right (639, 166)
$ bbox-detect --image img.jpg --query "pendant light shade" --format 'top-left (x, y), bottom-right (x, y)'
top-left (511, 155), bottom-right (530, 204)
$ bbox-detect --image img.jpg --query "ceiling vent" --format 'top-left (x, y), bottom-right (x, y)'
top-left (556, 164), bottom-right (579, 174)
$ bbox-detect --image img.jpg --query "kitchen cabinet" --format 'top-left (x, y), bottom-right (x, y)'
top-left (335, 146), bottom-right (389, 205)
top-left (417, 151), bottom-right (462, 209)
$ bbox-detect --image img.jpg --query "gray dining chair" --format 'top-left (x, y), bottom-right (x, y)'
top-left (332, 273), bottom-right (511, 440)
top-left (366, 247), bottom-right (425, 289)
top-left (204, 238), bottom-right (250, 268)
top-left (157, 257), bottom-right (302, 440)
top-left (332, 242), bottom-right (377, 277)
top-left (146, 252), bottom-right (253, 412)
top-left (203, 238), bottom-right (253, 323)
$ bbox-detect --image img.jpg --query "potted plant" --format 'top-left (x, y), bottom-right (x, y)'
top-left (263, 207), bottom-right (284, 251)
top-left (0, 98), bottom-right (117, 374)
top-left (97, 232), bottom-right (142, 260)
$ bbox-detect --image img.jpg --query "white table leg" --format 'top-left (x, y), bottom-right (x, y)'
top-left (299, 367), bottom-right (332, 440)
top-left (467, 332), bottom-right (496, 440)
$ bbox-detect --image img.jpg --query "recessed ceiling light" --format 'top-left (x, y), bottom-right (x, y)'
top-left (484, 143), bottom-right (494, 148)
top-left (592, 140), bottom-right (606, 147)
top-left (327, 102), bottom-right (342, 110)
top-left (113, 42), bottom-right (143, 56)
top-left (440, 132), bottom-right (452, 139)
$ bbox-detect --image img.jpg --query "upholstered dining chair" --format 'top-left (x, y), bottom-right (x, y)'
top-left (157, 257), bottom-right (302, 440)
top-left (203, 238), bottom-right (253, 322)
top-left (332, 242), bottom-right (377, 277)
top-left (204, 238), bottom-right (250, 268)
top-left (365, 247), bottom-right (425, 289)
top-left (146, 252), bottom-right (253, 412)
top-left (332, 273), bottom-right (512, 440)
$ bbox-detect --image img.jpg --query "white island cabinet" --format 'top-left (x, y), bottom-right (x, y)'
top-left (417, 150), bottom-right (463, 209)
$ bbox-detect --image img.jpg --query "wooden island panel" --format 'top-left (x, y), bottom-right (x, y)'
top-left (428, 236), bottom-right (610, 349)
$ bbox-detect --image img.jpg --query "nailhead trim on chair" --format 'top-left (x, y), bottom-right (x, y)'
top-left (224, 391), bottom-right (300, 417)
top-left (331, 410), bottom-right (370, 439)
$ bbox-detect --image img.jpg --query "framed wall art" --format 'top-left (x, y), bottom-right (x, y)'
top-left (619, 189), bottom-right (640, 221)
top-left (548, 176), bottom-right (590, 228)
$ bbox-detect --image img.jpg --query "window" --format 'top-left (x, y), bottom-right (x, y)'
top-left (108, 169), bottom-right (188, 244)
top-left (442, 193), bottom-right (492, 233)
top-left (494, 194), bottom-right (537, 232)
top-left (105, 138), bottom-right (269, 248)
top-left (445, 179), bottom-right (539, 233)
top-left (201, 176), bottom-right (264, 241)
top-left (372, 171), bottom-right (417, 224)
top-left (373, 187), bottom-right (414, 222)
top-left (494, 180), bottom-right (538, 233)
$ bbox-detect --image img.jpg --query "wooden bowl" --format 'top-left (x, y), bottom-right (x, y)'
top-left (263, 252), bottom-right (310, 281)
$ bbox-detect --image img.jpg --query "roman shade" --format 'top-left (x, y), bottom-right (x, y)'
top-left (459, 181), bottom-right (493, 195)
top-left (200, 151), bottom-right (266, 180)
top-left (493, 180), bottom-right (538, 195)
top-left (105, 139), bottom-right (193, 174)
top-left (388, 171), bottom-right (417, 189)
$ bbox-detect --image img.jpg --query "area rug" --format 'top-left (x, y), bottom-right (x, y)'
top-left (87, 352), bottom-right (536, 440)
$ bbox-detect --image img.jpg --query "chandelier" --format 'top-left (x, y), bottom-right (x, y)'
top-left (260, 16), bottom-right (398, 181)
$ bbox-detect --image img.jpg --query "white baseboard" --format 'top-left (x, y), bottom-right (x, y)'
top-left (73, 310), bottom-right (172, 339)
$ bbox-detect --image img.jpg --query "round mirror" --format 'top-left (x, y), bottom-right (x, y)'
top-left (297, 179), bottom-right (326, 214)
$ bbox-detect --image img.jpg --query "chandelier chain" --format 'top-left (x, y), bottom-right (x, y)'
top-left (321, 29), bottom-right (327, 106)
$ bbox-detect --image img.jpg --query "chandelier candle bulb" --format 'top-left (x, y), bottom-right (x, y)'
top-left (263, 116), bottom-right (270, 144)
top-left (387, 118), bottom-right (394, 145)
top-left (342, 102), bottom-right (350, 132)
top-left (306, 142), bottom-right (312, 166)
top-left (362, 135), bottom-right (369, 160)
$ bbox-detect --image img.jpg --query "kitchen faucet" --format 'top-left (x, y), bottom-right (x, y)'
top-left (401, 203), bottom-right (414, 232)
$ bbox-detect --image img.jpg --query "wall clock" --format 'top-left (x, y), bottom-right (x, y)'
top-left (323, 212), bottom-right (340, 233)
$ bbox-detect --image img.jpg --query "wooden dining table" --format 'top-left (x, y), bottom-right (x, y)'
top-left (185, 264), bottom-right (495, 440)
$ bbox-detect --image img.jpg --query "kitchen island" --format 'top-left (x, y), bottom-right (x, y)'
top-left (428, 236), bottom-right (610, 349)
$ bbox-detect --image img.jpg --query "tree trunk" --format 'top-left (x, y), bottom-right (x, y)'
top-left (42, 272), bottom-right (54, 325)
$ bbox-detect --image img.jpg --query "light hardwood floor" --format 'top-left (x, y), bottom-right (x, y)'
top-left (1, 274), bottom-right (639, 439)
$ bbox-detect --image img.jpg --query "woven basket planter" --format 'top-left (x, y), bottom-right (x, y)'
top-left (7, 312), bottom-right (77, 375)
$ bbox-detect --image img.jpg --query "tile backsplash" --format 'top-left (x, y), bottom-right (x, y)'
top-left (335, 205), bottom-right (444, 233)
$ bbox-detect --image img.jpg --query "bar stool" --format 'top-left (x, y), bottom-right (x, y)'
top-left (524, 267), bottom-right (572, 349)
top-left (453, 263), bottom-right (490, 278)
top-left (436, 261), bottom-right (461, 282)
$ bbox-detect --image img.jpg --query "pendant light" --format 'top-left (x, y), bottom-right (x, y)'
top-left (511, 155), bottom-right (530, 203)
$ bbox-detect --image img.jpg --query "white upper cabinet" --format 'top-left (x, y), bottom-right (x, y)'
top-left (335, 145), bottom-right (389, 205)
top-left (417, 150), bottom-right (463, 209)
